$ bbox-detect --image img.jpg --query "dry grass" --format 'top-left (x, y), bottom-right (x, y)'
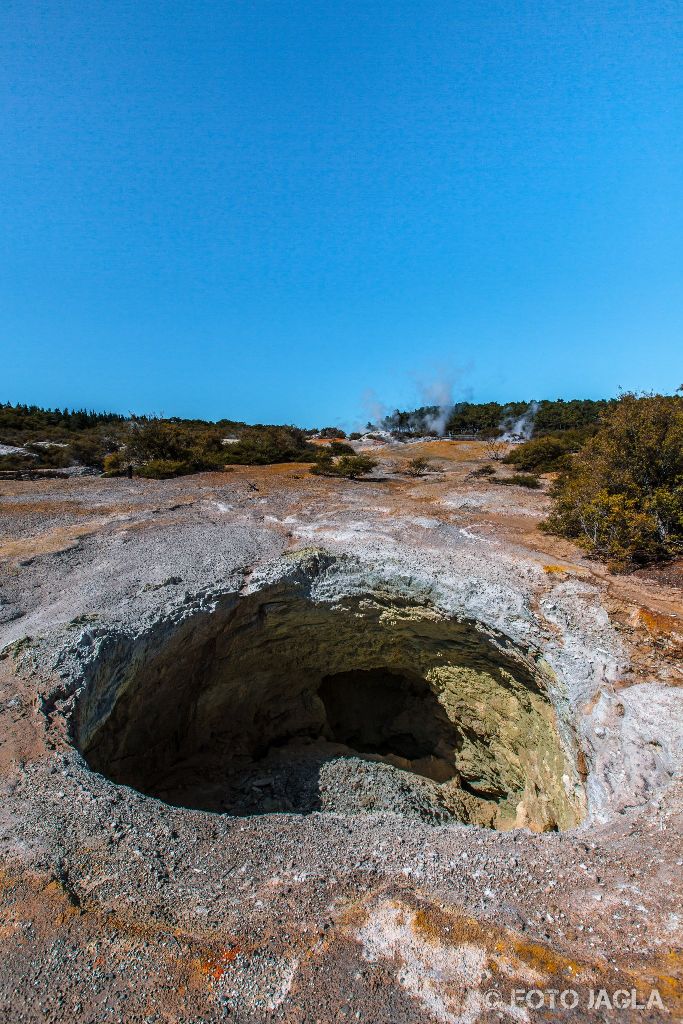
top-left (390, 440), bottom-right (490, 462)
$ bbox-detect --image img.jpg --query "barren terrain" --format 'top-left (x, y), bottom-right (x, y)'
top-left (0, 441), bottom-right (681, 1022)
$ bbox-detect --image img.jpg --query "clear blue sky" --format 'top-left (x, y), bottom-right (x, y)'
top-left (2, 1), bottom-right (682, 428)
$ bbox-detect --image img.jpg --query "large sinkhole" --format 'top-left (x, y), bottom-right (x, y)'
top-left (75, 580), bottom-right (585, 830)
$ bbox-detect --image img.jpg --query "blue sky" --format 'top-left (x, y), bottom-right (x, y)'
top-left (2, 1), bottom-right (681, 428)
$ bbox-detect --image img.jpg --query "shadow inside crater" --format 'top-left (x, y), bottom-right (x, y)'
top-left (75, 581), bottom-right (584, 829)
top-left (129, 668), bottom-right (464, 818)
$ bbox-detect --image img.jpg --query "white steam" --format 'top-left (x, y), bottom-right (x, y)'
top-left (500, 401), bottom-right (539, 441)
top-left (361, 388), bottom-right (389, 430)
top-left (359, 366), bottom-right (471, 437)
top-left (417, 375), bottom-right (455, 435)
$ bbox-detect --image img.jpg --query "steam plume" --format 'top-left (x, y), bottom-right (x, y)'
top-left (500, 401), bottom-right (539, 441)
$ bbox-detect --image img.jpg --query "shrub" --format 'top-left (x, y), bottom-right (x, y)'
top-left (503, 435), bottom-right (576, 473)
top-left (222, 426), bottom-right (316, 465)
top-left (102, 452), bottom-right (127, 476)
top-left (0, 453), bottom-right (34, 471)
top-left (319, 426), bottom-right (347, 438)
top-left (328, 441), bottom-right (355, 455)
top-left (194, 453), bottom-right (231, 471)
top-left (125, 418), bottom-right (189, 463)
top-left (543, 393), bottom-right (683, 570)
top-left (484, 438), bottom-right (507, 461)
top-left (334, 455), bottom-right (378, 479)
top-left (470, 463), bottom-right (496, 477)
top-left (349, 432), bottom-right (362, 440)
top-left (405, 456), bottom-right (431, 477)
top-left (311, 453), bottom-right (378, 479)
top-left (24, 443), bottom-right (72, 469)
top-left (496, 473), bottom-right (541, 488)
top-left (67, 433), bottom-right (120, 469)
top-left (136, 459), bottom-right (190, 479)
top-left (310, 451), bottom-right (333, 473)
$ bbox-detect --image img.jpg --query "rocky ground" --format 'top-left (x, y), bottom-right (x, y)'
top-left (0, 441), bottom-right (681, 1023)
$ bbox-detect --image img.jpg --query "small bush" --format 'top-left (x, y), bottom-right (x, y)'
top-left (102, 452), bottom-right (127, 476)
top-left (67, 434), bottom-right (119, 470)
top-left (335, 455), bottom-right (378, 479)
top-left (328, 441), bottom-right (355, 455)
top-left (484, 438), bottom-right (507, 461)
top-left (0, 453), bottom-right (33, 471)
top-left (496, 473), bottom-right (542, 488)
top-left (136, 459), bottom-right (191, 479)
top-left (319, 426), bottom-right (347, 439)
top-left (405, 456), bottom-right (431, 477)
top-left (466, 464), bottom-right (496, 480)
top-left (24, 443), bottom-right (72, 469)
top-left (503, 435), bottom-right (576, 473)
top-left (221, 426), bottom-right (316, 465)
top-left (349, 432), bottom-right (362, 440)
top-left (187, 450), bottom-right (230, 472)
top-left (311, 453), bottom-right (378, 479)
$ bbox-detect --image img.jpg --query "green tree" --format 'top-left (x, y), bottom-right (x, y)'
top-left (543, 393), bottom-right (683, 570)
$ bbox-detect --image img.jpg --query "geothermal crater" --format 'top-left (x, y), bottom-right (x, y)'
top-left (76, 581), bottom-right (584, 831)
top-left (2, 463), bottom-right (681, 1023)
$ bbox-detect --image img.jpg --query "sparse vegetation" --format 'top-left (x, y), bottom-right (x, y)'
top-left (484, 438), bottom-right (508, 461)
top-left (467, 464), bottom-right (496, 479)
top-left (405, 456), bottom-right (431, 477)
top-left (0, 402), bottom-right (126, 472)
top-left (496, 473), bottom-right (542, 489)
top-left (102, 452), bottom-right (127, 476)
top-left (543, 393), bottom-right (683, 570)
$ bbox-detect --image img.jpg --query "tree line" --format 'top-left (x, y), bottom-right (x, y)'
top-left (378, 398), bottom-right (612, 437)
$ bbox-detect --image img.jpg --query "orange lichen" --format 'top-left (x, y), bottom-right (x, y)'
top-left (351, 891), bottom-right (683, 1015)
top-left (412, 906), bottom-right (490, 948)
top-left (638, 608), bottom-right (683, 637)
top-left (620, 951), bottom-right (683, 1007)
top-left (197, 946), bottom-right (241, 981)
top-left (508, 935), bottom-right (586, 980)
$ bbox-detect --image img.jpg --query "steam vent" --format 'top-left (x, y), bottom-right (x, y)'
top-left (76, 578), bottom-right (584, 831)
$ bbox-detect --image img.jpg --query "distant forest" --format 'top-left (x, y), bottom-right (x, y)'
top-left (0, 402), bottom-right (313, 475)
top-left (379, 398), bottom-right (613, 437)
top-left (0, 402), bottom-right (247, 438)
top-left (0, 397), bottom-right (612, 477)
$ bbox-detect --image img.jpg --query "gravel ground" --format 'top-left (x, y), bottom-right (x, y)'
top-left (0, 449), bottom-right (681, 1023)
